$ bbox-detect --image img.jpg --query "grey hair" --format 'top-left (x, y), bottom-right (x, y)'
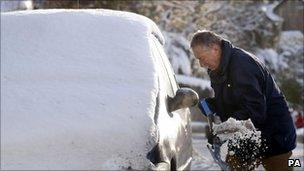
top-left (190, 30), bottom-right (222, 48)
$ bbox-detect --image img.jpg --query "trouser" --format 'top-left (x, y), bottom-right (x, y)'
top-left (226, 151), bottom-right (293, 171)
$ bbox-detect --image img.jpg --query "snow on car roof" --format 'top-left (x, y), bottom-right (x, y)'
top-left (1, 9), bottom-right (161, 169)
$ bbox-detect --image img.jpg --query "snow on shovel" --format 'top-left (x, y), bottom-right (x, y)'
top-left (212, 118), bottom-right (265, 170)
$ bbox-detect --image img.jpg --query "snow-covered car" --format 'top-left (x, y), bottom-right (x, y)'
top-left (1, 9), bottom-right (198, 170)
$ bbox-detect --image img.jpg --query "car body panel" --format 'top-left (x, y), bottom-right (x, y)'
top-left (150, 36), bottom-right (192, 170)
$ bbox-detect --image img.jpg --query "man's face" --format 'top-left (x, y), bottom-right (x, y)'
top-left (192, 44), bottom-right (221, 71)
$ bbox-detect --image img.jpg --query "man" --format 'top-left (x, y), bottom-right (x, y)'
top-left (190, 30), bottom-right (296, 170)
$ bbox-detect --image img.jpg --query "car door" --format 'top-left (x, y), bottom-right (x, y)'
top-left (150, 35), bottom-right (192, 170)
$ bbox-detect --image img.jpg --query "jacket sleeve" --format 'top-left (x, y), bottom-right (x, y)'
top-left (230, 60), bottom-right (267, 128)
top-left (205, 97), bottom-right (217, 114)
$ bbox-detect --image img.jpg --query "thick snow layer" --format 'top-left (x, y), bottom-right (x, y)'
top-left (0, 0), bottom-right (33, 12)
top-left (262, 2), bottom-right (283, 22)
top-left (164, 32), bottom-right (192, 76)
top-left (176, 74), bottom-right (211, 90)
top-left (278, 31), bottom-right (304, 84)
top-left (279, 31), bottom-right (304, 54)
top-left (1, 9), bottom-right (162, 170)
top-left (255, 48), bottom-right (287, 70)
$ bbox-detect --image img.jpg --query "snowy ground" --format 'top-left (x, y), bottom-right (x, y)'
top-left (191, 133), bottom-right (221, 170)
top-left (191, 125), bottom-right (304, 170)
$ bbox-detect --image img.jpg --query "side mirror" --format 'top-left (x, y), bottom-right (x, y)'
top-left (168, 88), bottom-right (199, 113)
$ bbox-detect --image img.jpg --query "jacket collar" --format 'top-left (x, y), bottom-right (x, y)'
top-left (208, 39), bottom-right (233, 83)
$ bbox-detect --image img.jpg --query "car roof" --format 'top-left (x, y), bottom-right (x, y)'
top-left (2, 9), bottom-right (165, 43)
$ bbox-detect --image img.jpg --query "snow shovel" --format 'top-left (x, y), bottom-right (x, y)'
top-left (199, 100), bottom-right (230, 171)
top-left (206, 130), bottom-right (230, 171)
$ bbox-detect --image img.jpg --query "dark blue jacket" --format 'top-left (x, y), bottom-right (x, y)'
top-left (207, 40), bottom-right (296, 157)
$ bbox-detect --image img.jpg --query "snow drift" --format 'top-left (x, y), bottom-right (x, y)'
top-left (1, 9), bottom-right (163, 170)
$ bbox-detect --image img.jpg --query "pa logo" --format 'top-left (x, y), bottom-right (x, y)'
top-left (288, 159), bottom-right (301, 167)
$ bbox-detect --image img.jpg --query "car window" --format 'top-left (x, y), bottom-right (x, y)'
top-left (150, 36), bottom-right (175, 97)
top-left (151, 36), bottom-right (179, 93)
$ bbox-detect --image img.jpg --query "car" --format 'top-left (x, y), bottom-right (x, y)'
top-left (1, 9), bottom-right (198, 170)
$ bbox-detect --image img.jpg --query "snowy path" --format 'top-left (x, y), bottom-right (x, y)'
top-left (191, 131), bottom-right (304, 170)
top-left (191, 133), bottom-right (221, 170)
